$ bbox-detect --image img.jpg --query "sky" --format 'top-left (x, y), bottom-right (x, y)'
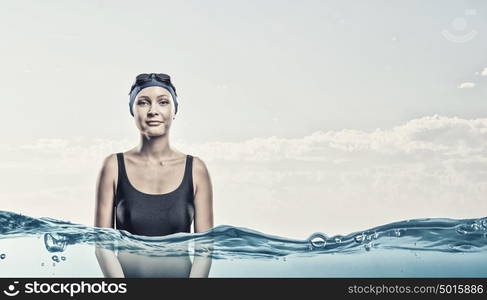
top-left (1, 0), bottom-right (486, 238)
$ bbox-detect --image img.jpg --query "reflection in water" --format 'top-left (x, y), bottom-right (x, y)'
top-left (117, 251), bottom-right (192, 278)
top-left (94, 233), bottom-right (213, 278)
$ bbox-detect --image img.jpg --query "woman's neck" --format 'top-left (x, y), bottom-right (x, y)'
top-left (136, 134), bottom-right (176, 159)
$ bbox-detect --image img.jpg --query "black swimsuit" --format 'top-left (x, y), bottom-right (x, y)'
top-left (113, 152), bottom-right (195, 277)
top-left (114, 153), bottom-right (195, 237)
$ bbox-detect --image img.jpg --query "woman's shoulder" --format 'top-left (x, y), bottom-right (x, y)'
top-left (96, 153), bottom-right (120, 193)
top-left (98, 153), bottom-right (120, 177)
top-left (191, 155), bottom-right (207, 170)
top-left (102, 152), bottom-right (120, 169)
top-left (190, 155), bottom-right (212, 198)
top-left (190, 155), bottom-right (211, 181)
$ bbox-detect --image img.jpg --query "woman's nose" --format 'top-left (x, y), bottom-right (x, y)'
top-left (147, 104), bottom-right (159, 115)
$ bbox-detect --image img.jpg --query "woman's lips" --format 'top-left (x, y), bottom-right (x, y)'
top-left (146, 121), bottom-right (163, 126)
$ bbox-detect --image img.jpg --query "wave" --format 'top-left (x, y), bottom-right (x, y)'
top-left (0, 211), bottom-right (486, 259)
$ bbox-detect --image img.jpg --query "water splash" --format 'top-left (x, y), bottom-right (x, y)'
top-left (44, 233), bottom-right (68, 252)
top-left (0, 211), bottom-right (486, 260)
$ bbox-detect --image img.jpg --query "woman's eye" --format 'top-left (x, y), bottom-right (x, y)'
top-left (136, 100), bottom-right (168, 105)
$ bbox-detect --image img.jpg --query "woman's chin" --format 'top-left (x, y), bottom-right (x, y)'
top-left (143, 130), bottom-right (167, 137)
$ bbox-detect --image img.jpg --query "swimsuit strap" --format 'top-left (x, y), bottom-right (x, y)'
top-left (186, 155), bottom-right (194, 195)
top-left (115, 153), bottom-right (126, 206)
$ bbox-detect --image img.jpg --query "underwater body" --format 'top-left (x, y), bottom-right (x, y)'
top-left (0, 210), bottom-right (486, 277)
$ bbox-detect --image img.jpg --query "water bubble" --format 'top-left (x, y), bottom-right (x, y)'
top-left (308, 233), bottom-right (327, 249)
top-left (373, 232), bottom-right (379, 239)
top-left (394, 229), bottom-right (401, 237)
top-left (354, 233), bottom-right (365, 243)
top-left (364, 242), bottom-right (372, 251)
top-left (0, 254), bottom-right (5, 259)
top-left (44, 233), bottom-right (68, 252)
top-left (481, 219), bottom-right (487, 229)
top-left (61, 256), bottom-right (66, 261)
top-left (52, 255), bottom-right (60, 263)
top-left (334, 236), bottom-right (343, 244)
top-left (311, 238), bottom-right (326, 248)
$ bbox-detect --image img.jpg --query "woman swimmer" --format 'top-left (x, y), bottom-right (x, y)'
top-left (93, 73), bottom-right (214, 278)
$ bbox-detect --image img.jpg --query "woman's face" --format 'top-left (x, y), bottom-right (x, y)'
top-left (132, 86), bottom-right (176, 137)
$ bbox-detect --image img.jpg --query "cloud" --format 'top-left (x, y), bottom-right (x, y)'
top-left (179, 115), bottom-right (487, 162)
top-left (457, 82), bottom-right (475, 89)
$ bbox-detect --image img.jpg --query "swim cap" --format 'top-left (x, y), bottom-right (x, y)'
top-left (128, 73), bottom-right (178, 116)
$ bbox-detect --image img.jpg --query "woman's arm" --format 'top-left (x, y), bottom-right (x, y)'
top-left (94, 154), bottom-right (125, 278)
top-left (189, 156), bottom-right (214, 278)
top-left (193, 156), bottom-right (214, 232)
